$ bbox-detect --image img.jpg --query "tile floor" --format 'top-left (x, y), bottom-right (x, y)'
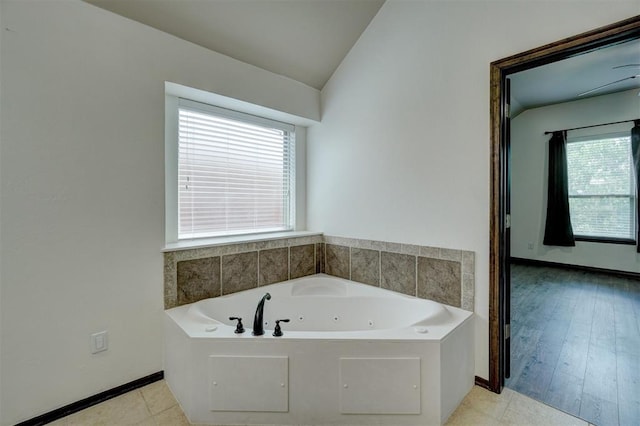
top-left (45, 379), bottom-right (592, 425)
top-left (446, 385), bottom-right (591, 426)
top-left (48, 380), bottom-right (189, 426)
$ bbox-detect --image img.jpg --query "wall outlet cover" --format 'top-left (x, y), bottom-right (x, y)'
top-left (91, 330), bottom-right (108, 354)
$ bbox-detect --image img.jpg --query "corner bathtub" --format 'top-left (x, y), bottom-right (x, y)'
top-left (165, 274), bottom-right (474, 425)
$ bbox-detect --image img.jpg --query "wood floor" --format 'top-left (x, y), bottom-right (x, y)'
top-left (505, 263), bottom-right (640, 426)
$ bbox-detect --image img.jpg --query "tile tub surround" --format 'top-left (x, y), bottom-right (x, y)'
top-left (323, 236), bottom-right (475, 310)
top-left (290, 244), bottom-right (316, 279)
top-left (381, 251), bottom-right (416, 296)
top-left (164, 235), bottom-right (324, 308)
top-left (222, 251), bottom-right (258, 295)
top-left (259, 247), bottom-right (289, 285)
top-left (315, 242), bottom-right (325, 274)
top-left (176, 256), bottom-right (220, 305)
top-left (351, 247), bottom-right (380, 286)
top-left (164, 234), bottom-right (475, 311)
top-left (418, 257), bottom-right (461, 307)
top-left (325, 243), bottom-right (349, 279)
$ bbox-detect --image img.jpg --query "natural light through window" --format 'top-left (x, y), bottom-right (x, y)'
top-left (178, 100), bottom-right (295, 240)
top-left (567, 134), bottom-right (636, 241)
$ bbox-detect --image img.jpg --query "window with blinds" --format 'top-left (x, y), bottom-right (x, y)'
top-left (178, 99), bottom-right (295, 239)
top-left (567, 133), bottom-right (636, 241)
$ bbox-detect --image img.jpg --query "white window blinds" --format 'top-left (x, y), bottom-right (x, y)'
top-left (178, 99), bottom-right (295, 239)
top-left (567, 134), bottom-right (636, 240)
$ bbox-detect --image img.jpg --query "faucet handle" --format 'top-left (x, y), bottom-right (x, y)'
top-left (229, 317), bottom-right (245, 334)
top-left (272, 319), bottom-right (290, 337)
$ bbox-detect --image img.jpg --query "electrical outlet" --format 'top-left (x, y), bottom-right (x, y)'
top-left (91, 331), bottom-right (108, 354)
top-left (527, 242), bottom-right (534, 250)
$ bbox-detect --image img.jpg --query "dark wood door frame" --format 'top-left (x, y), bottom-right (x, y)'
top-left (487, 15), bottom-right (640, 393)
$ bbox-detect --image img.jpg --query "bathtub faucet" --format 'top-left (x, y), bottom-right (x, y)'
top-left (252, 293), bottom-right (271, 336)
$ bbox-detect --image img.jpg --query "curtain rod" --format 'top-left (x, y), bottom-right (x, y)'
top-left (544, 118), bottom-right (640, 135)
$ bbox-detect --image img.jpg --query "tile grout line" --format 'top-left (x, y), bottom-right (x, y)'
top-left (217, 255), bottom-right (222, 296)
top-left (257, 249), bottom-right (260, 287)
top-left (415, 255), bottom-right (418, 297)
top-left (378, 249), bottom-right (381, 287)
top-left (288, 246), bottom-right (291, 281)
top-left (138, 388), bottom-right (155, 419)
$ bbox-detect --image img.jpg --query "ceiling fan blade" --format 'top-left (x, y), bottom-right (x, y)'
top-left (578, 75), bottom-right (640, 97)
top-left (613, 64), bottom-right (640, 69)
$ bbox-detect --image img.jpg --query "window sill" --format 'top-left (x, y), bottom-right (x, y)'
top-left (575, 236), bottom-right (636, 245)
top-left (162, 230), bottom-right (323, 253)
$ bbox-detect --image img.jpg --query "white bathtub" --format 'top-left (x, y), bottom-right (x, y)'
top-left (165, 274), bottom-right (474, 425)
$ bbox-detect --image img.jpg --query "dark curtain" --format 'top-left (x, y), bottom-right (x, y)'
top-left (543, 131), bottom-right (575, 246)
top-left (632, 120), bottom-right (640, 252)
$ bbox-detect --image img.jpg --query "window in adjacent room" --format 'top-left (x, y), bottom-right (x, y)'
top-left (176, 99), bottom-right (295, 240)
top-left (566, 132), bottom-right (636, 242)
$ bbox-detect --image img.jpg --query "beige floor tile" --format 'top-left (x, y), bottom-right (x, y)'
top-left (51, 381), bottom-right (599, 426)
top-left (47, 417), bottom-right (68, 425)
top-left (500, 392), bottom-right (588, 426)
top-left (153, 404), bottom-right (190, 426)
top-left (140, 380), bottom-right (178, 415)
top-left (66, 391), bottom-right (151, 426)
top-left (446, 403), bottom-right (502, 425)
top-left (445, 386), bottom-right (514, 425)
top-left (134, 417), bottom-right (157, 426)
top-left (461, 385), bottom-right (515, 419)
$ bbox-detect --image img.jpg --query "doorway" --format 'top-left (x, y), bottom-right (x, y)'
top-left (488, 13), bottom-right (640, 399)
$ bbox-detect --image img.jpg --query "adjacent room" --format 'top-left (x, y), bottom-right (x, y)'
top-left (507, 39), bottom-right (640, 426)
top-left (0, 1), bottom-right (638, 425)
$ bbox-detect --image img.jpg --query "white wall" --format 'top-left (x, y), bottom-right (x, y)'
top-left (0, 1), bottom-right (319, 424)
top-left (306, 0), bottom-right (640, 381)
top-left (511, 89), bottom-right (640, 272)
top-left (0, 3), bottom-right (4, 421)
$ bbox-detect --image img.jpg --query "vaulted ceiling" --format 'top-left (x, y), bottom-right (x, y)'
top-left (84, 0), bottom-right (385, 90)
top-left (84, 1), bottom-right (638, 111)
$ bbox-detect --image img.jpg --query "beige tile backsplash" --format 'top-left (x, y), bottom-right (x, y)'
top-left (176, 257), bottom-right (220, 305)
top-left (164, 234), bottom-right (475, 311)
top-left (258, 247), bottom-right (288, 286)
top-left (324, 244), bottom-right (349, 279)
top-left (164, 235), bottom-right (323, 309)
top-left (417, 257), bottom-right (461, 306)
top-left (290, 244), bottom-right (316, 279)
top-left (323, 236), bottom-right (474, 309)
top-left (380, 251), bottom-right (416, 296)
top-left (221, 251), bottom-right (258, 295)
top-left (350, 247), bottom-right (380, 286)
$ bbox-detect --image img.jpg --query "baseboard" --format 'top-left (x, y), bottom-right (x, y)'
top-left (15, 371), bottom-right (164, 426)
top-left (474, 375), bottom-right (492, 390)
top-left (510, 257), bottom-right (640, 279)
